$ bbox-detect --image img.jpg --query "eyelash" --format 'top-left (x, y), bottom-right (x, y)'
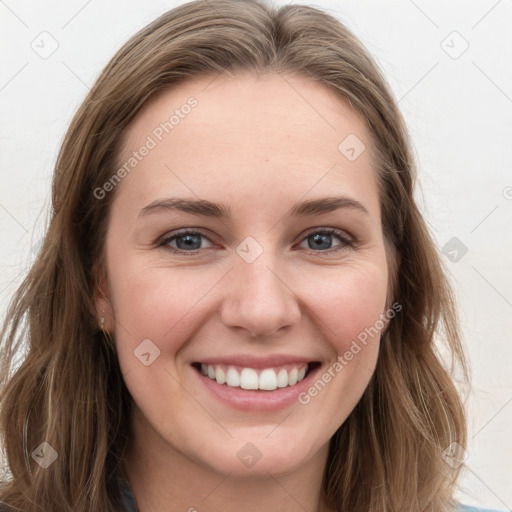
top-left (156, 227), bottom-right (356, 256)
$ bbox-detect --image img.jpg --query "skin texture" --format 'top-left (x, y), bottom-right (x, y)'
top-left (96, 72), bottom-right (390, 512)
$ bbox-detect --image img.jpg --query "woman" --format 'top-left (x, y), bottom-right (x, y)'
top-left (0, 1), bottom-right (500, 510)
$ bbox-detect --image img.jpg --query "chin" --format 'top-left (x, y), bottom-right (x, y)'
top-left (182, 426), bottom-right (327, 479)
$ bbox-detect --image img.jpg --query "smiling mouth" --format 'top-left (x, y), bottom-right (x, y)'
top-left (192, 362), bottom-right (320, 391)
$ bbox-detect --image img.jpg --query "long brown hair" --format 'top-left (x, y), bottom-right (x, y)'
top-left (0, 0), bottom-right (469, 510)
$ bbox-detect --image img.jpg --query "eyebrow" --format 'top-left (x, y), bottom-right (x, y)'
top-left (137, 195), bottom-right (369, 220)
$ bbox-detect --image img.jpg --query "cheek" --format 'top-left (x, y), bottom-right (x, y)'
top-left (106, 255), bottom-right (218, 365)
top-left (298, 260), bottom-right (389, 349)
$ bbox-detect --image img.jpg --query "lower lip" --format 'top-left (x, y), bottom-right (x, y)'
top-left (193, 365), bottom-right (321, 412)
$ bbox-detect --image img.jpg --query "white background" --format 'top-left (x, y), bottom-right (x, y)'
top-left (1, 0), bottom-right (511, 508)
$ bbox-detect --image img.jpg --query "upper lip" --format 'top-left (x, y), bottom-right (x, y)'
top-left (193, 354), bottom-right (320, 369)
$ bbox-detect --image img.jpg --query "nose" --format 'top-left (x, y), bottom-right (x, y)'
top-left (219, 250), bottom-right (301, 339)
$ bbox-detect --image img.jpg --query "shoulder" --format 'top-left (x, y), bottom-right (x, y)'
top-left (457, 504), bottom-right (508, 512)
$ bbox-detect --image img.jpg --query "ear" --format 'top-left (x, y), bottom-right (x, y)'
top-left (92, 261), bottom-right (114, 333)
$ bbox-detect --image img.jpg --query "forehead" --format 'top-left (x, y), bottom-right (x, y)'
top-left (114, 72), bottom-right (380, 221)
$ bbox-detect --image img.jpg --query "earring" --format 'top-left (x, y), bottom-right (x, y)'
top-left (99, 311), bottom-right (105, 330)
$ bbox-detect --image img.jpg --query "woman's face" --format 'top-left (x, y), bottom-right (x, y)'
top-left (97, 72), bottom-right (390, 477)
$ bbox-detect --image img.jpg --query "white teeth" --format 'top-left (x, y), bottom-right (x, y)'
top-left (199, 363), bottom-right (310, 390)
top-left (215, 365), bottom-right (226, 385)
top-left (240, 368), bottom-right (259, 390)
top-left (259, 369), bottom-right (277, 390)
top-left (226, 367), bottom-right (240, 387)
top-left (276, 368), bottom-right (288, 388)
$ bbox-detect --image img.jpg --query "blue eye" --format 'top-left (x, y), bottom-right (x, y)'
top-left (158, 228), bottom-right (354, 255)
top-left (298, 228), bottom-right (353, 253)
top-left (159, 230), bottom-right (213, 252)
